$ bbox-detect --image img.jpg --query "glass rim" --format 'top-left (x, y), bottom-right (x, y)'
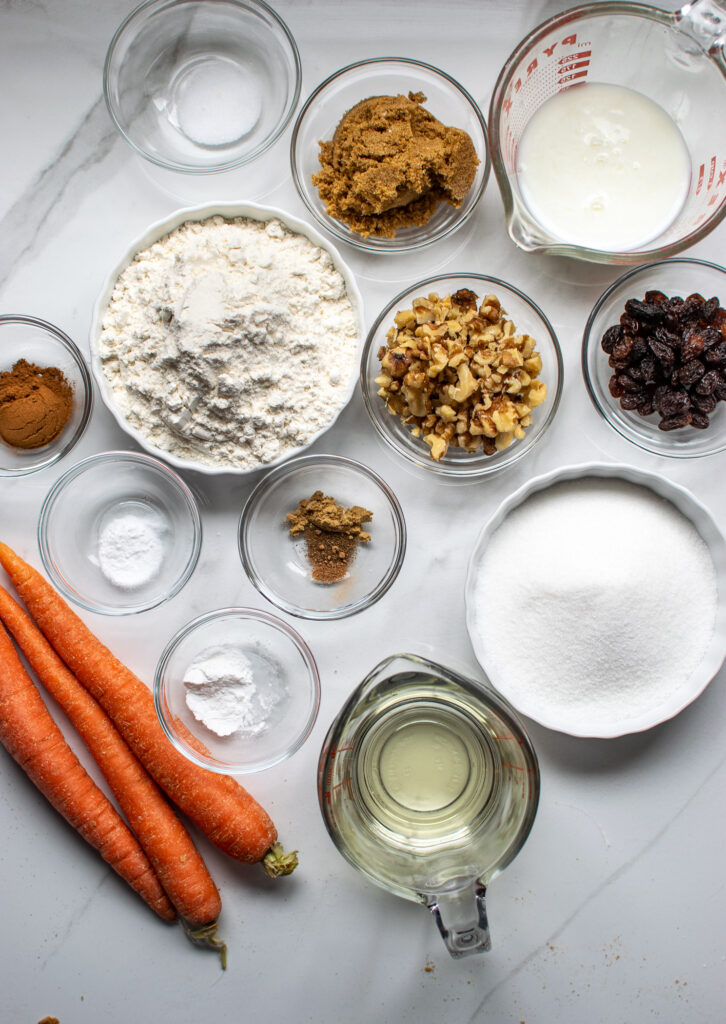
top-left (238, 453), bottom-right (407, 620)
top-left (581, 256), bottom-right (726, 458)
top-left (290, 56), bottom-right (491, 254)
top-left (153, 605), bottom-right (321, 773)
top-left (360, 272), bottom-right (564, 478)
top-left (487, 2), bottom-right (726, 264)
top-left (103, 0), bottom-right (303, 174)
top-left (37, 449), bottom-right (203, 615)
top-left (0, 314), bottom-right (94, 477)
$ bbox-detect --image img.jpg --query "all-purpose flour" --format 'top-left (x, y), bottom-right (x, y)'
top-left (471, 478), bottom-right (718, 731)
top-left (98, 216), bottom-right (359, 469)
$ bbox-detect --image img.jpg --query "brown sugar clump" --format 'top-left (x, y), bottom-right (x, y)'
top-left (287, 490), bottom-right (372, 583)
top-left (312, 92), bottom-right (479, 238)
top-left (0, 359), bottom-right (74, 449)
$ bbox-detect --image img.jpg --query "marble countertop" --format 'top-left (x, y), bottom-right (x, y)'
top-left (2, 1), bottom-right (725, 1022)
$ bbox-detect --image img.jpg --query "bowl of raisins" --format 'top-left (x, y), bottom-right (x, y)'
top-left (582, 258), bottom-right (726, 458)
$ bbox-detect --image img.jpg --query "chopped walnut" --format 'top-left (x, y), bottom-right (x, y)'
top-left (374, 290), bottom-right (547, 460)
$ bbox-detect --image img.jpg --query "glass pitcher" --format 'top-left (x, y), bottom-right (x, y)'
top-left (317, 653), bottom-right (540, 959)
top-left (488, 1), bottom-right (726, 263)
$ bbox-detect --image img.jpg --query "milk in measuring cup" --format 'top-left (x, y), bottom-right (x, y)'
top-left (516, 83), bottom-right (691, 251)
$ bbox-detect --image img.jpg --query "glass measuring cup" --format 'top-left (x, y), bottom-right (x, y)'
top-left (488, 1), bottom-right (726, 264)
top-left (318, 653), bottom-right (539, 958)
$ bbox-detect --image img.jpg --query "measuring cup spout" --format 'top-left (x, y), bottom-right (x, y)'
top-left (677, 0), bottom-right (726, 52)
top-left (427, 882), bottom-right (492, 958)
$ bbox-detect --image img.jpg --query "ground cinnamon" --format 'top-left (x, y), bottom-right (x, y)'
top-left (0, 359), bottom-right (74, 449)
top-left (287, 491), bottom-right (373, 583)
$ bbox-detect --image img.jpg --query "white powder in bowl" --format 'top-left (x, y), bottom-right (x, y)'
top-left (471, 478), bottom-right (718, 731)
top-left (183, 645), bottom-right (283, 737)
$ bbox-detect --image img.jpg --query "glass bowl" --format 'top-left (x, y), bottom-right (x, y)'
top-left (361, 273), bottom-right (563, 479)
top-left (464, 462), bottom-right (726, 738)
top-left (38, 451), bottom-right (202, 615)
top-left (0, 315), bottom-right (92, 477)
top-left (104, 0), bottom-right (301, 173)
top-left (239, 455), bottom-right (406, 620)
top-left (582, 258), bottom-right (726, 458)
top-left (290, 58), bottom-right (490, 253)
top-left (154, 607), bottom-right (320, 773)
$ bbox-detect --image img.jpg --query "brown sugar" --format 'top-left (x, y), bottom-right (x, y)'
top-left (287, 490), bottom-right (373, 583)
top-left (312, 92), bottom-right (479, 238)
top-left (0, 359), bottom-right (74, 449)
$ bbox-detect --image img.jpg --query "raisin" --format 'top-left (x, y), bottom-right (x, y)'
top-left (617, 372), bottom-right (641, 393)
top-left (659, 411), bottom-right (692, 430)
top-left (600, 324), bottom-right (622, 354)
top-left (612, 335), bottom-right (635, 361)
top-left (608, 375), bottom-right (625, 398)
top-left (624, 298), bottom-right (663, 324)
top-left (681, 329), bottom-right (705, 361)
top-left (644, 290), bottom-right (667, 305)
top-left (705, 341), bottom-right (726, 366)
top-left (619, 313), bottom-right (640, 334)
top-left (703, 297), bottom-right (720, 320)
top-left (711, 307), bottom-right (726, 338)
top-left (630, 338), bottom-right (648, 362)
top-left (656, 387), bottom-right (689, 417)
top-left (620, 392), bottom-right (643, 410)
top-left (700, 326), bottom-right (721, 350)
top-left (690, 411), bottom-right (710, 429)
top-left (692, 392), bottom-right (717, 414)
top-left (639, 356), bottom-right (657, 383)
top-left (636, 396), bottom-right (655, 416)
top-left (648, 336), bottom-right (674, 373)
top-left (695, 369), bottom-right (720, 395)
top-left (679, 358), bottom-right (706, 387)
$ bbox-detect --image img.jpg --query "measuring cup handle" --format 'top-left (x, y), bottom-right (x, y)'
top-left (426, 882), bottom-right (492, 958)
top-left (677, 0), bottom-right (726, 51)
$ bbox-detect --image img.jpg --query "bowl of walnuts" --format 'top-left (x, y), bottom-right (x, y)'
top-left (360, 273), bottom-right (563, 479)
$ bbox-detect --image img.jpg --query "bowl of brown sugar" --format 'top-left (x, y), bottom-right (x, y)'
top-left (290, 58), bottom-right (490, 253)
top-left (238, 454), bottom-right (406, 619)
top-left (0, 316), bottom-right (93, 477)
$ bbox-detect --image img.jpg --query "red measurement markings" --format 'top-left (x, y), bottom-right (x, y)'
top-left (501, 32), bottom-right (580, 121)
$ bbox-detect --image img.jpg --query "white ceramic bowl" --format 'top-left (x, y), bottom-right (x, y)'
top-left (464, 462), bottom-right (726, 738)
top-left (89, 201), bottom-right (364, 475)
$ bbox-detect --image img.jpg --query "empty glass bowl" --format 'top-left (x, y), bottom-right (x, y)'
top-left (582, 258), bottom-right (726, 458)
top-left (154, 607), bottom-right (320, 773)
top-left (104, 0), bottom-right (301, 172)
top-left (361, 274), bottom-right (563, 478)
top-left (239, 454), bottom-right (406, 619)
top-left (38, 451), bottom-right (202, 615)
top-left (0, 315), bottom-right (92, 477)
top-left (290, 58), bottom-right (490, 253)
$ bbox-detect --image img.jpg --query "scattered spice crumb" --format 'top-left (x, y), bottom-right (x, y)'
top-left (38, 1018), bottom-right (60, 1024)
top-left (287, 490), bottom-right (372, 583)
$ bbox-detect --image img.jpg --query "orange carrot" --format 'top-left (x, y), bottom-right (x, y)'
top-left (0, 619), bottom-right (175, 922)
top-left (0, 585), bottom-right (224, 959)
top-left (0, 543), bottom-right (297, 877)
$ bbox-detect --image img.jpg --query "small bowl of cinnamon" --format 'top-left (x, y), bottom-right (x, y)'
top-left (0, 315), bottom-right (93, 476)
top-left (239, 454), bottom-right (406, 619)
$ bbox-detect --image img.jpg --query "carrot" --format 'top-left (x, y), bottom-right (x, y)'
top-left (0, 543), bottom-right (297, 877)
top-left (0, 586), bottom-right (225, 963)
top-left (0, 619), bottom-right (175, 922)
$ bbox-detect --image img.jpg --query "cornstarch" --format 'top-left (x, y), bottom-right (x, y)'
top-left (184, 645), bottom-right (282, 738)
top-left (98, 216), bottom-right (359, 469)
top-left (472, 478), bottom-right (718, 730)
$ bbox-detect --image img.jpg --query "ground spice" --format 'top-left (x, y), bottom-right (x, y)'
top-left (0, 359), bottom-right (74, 449)
top-left (287, 490), bottom-right (373, 583)
top-left (312, 92), bottom-right (479, 238)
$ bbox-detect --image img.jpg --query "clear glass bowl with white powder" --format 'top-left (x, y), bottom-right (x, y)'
top-left (154, 607), bottom-right (320, 773)
top-left (38, 451), bottom-right (202, 615)
top-left (464, 463), bottom-right (726, 738)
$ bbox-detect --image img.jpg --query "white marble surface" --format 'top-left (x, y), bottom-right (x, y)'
top-left (2, 1), bottom-right (725, 1021)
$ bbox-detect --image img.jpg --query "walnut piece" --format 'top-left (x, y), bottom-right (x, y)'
top-left (374, 290), bottom-right (547, 460)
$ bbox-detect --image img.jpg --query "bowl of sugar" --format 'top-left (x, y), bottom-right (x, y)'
top-left (464, 463), bottom-right (726, 738)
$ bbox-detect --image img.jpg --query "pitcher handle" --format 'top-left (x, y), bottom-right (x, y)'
top-left (676, 0), bottom-right (726, 51)
top-left (426, 882), bottom-right (492, 958)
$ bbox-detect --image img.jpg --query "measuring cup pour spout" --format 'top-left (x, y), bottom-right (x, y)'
top-left (427, 882), bottom-right (491, 958)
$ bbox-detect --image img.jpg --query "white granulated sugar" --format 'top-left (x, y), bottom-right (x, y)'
top-left (98, 216), bottom-right (359, 469)
top-left (472, 479), bottom-right (718, 730)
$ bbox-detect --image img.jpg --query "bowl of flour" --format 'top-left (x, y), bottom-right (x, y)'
top-left (464, 463), bottom-right (726, 738)
top-left (90, 202), bottom-right (364, 474)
